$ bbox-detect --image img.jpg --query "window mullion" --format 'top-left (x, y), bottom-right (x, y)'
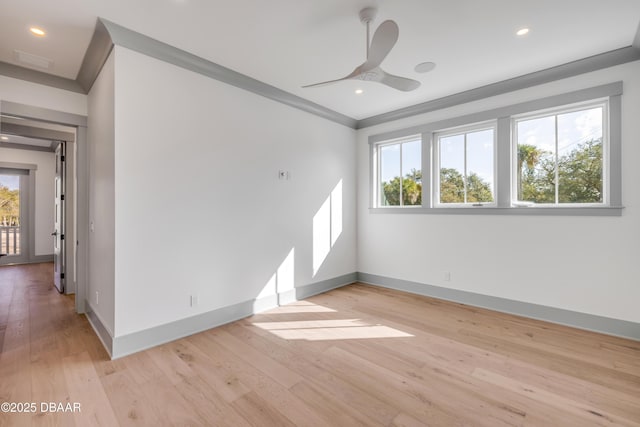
top-left (463, 133), bottom-right (468, 204)
top-left (497, 117), bottom-right (511, 207)
top-left (423, 133), bottom-right (432, 208)
top-left (399, 143), bottom-right (404, 206)
top-left (554, 115), bottom-right (559, 204)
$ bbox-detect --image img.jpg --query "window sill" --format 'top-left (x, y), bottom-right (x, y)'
top-left (369, 206), bottom-right (624, 216)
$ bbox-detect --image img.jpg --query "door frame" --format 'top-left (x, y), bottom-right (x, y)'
top-left (53, 141), bottom-right (66, 293)
top-left (0, 163), bottom-right (33, 264)
top-left (1, 100), bottom-right (88, 314)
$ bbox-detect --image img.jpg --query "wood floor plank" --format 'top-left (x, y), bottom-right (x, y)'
top-left (187, 328), bottom-right (331, 427)
top-left (208, 328), bottom-right (304, 389)
top-left (226, 321), bottom-right (402, 425)
top-left (230, 391), bottom-right (297, 427)
top-left (62, 351), bottom-right (119, 426)
top-left (175, 337), bottom-right (253, 403)
top-left (1, 263), bottom-right (639, 427)
top-left (173, 374), bottom-right (252, 427)
top-left (135, 375), bottom-right (207, 426)
top-left (30, 347), bottom-right (76, 427)
top-left (100, 370), bottom-right (163, 426)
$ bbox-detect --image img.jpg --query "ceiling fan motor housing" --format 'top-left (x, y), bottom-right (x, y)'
top-left (359, 7), bottom-right (377, 24)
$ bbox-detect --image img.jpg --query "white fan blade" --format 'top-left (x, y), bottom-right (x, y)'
top-left (302, 65), bottom-right (364, 88)
top-left (361, 20), bottom-right (399, 71)
top-left (302, 77), bottom-right (351, 88)
top-left (379, 69), bottom-right (421, 91)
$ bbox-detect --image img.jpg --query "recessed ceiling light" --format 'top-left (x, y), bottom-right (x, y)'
top-left (29, 27), bottom-right (46, 37)
top-left (415, 62), bottom-right (436, 74)
top-left (1, 136), bottom-right (9, 141)
top-left (516, 28), bottom-right (530, 36)
top-left (355, 89), bottom-right (364, 95)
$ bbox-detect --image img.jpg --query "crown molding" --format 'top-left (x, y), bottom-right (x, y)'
top-left (356, 46), bottom-right (640, 129)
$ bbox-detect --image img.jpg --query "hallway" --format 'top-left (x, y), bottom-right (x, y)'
top-left (0, 262), bottom-right (115, 426)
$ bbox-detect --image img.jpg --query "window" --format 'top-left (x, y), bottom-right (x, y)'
top-left (0, 174), bottom-right (21, 255)
top-left (435, 124), bottom-right (496, 206)
top-left (0, 164), bottom-right (32, 265)
top-left (376, 137), bottom-right (421, 207)
top-left (369, 82), bottom-right (622, 215)
top-left (513, 103), bottom-right (605, 205)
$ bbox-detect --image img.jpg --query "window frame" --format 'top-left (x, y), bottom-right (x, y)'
top-left (510, 99), bottom-right (609, 207)
top-left (373, 135), bottom-right (422, 208)
top-left (368, 82), bottom-right (623, 216)
top-left (0, 163), bottom-right (35, 265)
top-left (433, 121), bottom-right (498, 208)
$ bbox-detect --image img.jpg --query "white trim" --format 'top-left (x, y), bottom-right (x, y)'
top-left (373, 135), bottom-right (422, 208)
top-left (433, 122), bottom-right (497, 208)
top-left (511, 100), bottom-right (608, 206)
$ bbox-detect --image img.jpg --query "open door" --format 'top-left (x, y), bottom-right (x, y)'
top-left (53, 141), bottom-right (65, 293)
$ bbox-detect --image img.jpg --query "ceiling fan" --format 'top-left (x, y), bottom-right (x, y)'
top-left (303, 7), bottom-right (420, 92)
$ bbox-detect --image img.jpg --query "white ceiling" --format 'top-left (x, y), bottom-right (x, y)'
top-left (1, 0), bottom-right (639, 120)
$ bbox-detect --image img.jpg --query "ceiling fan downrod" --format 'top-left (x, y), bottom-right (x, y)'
top-left (359, 7), bottom-right (377, 59)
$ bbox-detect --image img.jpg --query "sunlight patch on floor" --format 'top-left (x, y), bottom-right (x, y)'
top-left (267, 303), bottom-right (337, 314)
top-left (252, 318), bottom-right (413, 341)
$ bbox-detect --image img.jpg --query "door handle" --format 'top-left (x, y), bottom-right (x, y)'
top-left (51, 231), bottom-right (58, 236)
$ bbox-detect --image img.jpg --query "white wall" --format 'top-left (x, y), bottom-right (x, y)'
top-left (357, 61), bottom-right (640, 324)
top-left (87, 52), bottom-right (116, 334)
top-left (0, 75), bottom-right (87, 116)
top-left (0, 147), bottom-right (55, 256)
top-left (112, 46), bottom-right (357, 336)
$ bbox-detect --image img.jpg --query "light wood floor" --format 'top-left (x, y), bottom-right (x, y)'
top-left (1, 263), bottom-right (639, 426)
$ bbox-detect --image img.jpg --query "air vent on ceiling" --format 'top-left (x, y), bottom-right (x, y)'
top-left (13, 49), bottom-right (53, 70)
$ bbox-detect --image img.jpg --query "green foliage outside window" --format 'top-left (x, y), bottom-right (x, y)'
top-left (517, 138), bottom-right (602, 204)
top-left (381, 169), bottom-right (421, 206)
top-left (439, 169), bottom-right (493, 203)
top-left (380, 138), bottom-right (601, 206)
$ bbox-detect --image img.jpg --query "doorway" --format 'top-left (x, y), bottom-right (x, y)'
top-left (0, 169), bottom-right (27, 264)
top-left (1, 101), bottom-right (87, 314)
top-left (0, 164), bottom-right (34, 266)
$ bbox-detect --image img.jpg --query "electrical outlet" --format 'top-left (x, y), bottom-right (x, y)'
top-left (444, 272), bottom-right (451, 282)
top-left (190, 294), bottom-right (198, 307)
top-left (95, 290), bottom-right (99, 305)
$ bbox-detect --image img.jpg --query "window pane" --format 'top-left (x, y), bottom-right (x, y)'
top-left (466, 129), bottom-right (494, 203)
top-left (557, 108), bottom-right (603, 203)
top-left (516, 116), bottom-right (556, 203)
top-left (0, 175), bottom-right (20, 255)
top-left (439, 134), bottom-right (465, 203)
top-left (401, 140), bottom-right (422, 206)
top-left (379, 144), bottom-right (401, 206)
